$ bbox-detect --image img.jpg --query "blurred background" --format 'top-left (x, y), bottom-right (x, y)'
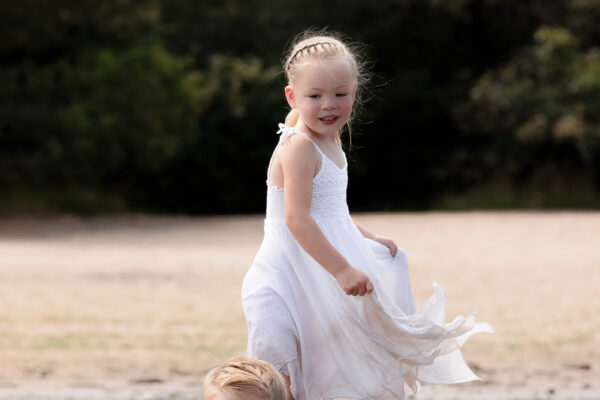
top-left (2, 0), bottom-right (600, 215)
top-left (1, 1), bottom-right (600, 399)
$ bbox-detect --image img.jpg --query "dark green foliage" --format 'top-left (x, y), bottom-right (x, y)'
top-left (0, 1), bottom-right (201, 212)
top-left (1, 0), bottom-right (599, 213)
top-left (460, 25), bottom-right (600, 203)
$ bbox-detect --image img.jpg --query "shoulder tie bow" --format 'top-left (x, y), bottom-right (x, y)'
top-left (276, 123), bottom-right (295, 142)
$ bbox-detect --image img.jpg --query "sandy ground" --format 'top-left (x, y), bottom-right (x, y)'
top-left (0, 212), bottom-right (598, 399)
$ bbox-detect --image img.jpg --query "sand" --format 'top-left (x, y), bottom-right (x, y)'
top-left (0, 212), bottom-right (598, 399)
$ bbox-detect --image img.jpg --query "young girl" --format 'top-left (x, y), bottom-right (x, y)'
top-left (242, 31), bottom-right (493, 400)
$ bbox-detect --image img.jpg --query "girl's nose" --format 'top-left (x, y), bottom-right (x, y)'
top-left (322, 96), bottom-right (336, 109)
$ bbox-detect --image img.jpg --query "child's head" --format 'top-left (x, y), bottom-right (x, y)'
top-left (283, 30), bottom-right (367, 141)
top-left (203, 357), bottom-right (288, 400)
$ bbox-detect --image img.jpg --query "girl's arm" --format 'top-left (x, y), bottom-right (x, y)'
top-left (353, 219), bottom-right (376, 240)
top-left (353, 219), bottom-right (398, 257)
top-left (281, 135), bottom-right (373, 296)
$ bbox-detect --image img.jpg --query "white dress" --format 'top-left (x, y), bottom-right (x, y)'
top-left (242, 124), bottom-right (494, 400)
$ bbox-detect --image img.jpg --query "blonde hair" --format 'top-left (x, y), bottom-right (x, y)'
top-left (283, 30), bottom-right (368, 146)
top-left (203, 357), bottom-right (287, 400)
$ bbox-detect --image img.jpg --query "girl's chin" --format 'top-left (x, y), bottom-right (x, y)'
top-left (312, 127), bottom-right (341, 136)
top-left (300, 121), bottom-right (344, 136)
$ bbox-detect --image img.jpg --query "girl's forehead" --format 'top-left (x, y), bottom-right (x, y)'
top-left (293, 59), bottom-right (356, 88)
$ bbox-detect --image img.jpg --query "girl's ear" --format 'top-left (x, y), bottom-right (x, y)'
top-left (352, 83), bottom-right (358, 101)
top-left (285, 86), bottom-right (296, 108)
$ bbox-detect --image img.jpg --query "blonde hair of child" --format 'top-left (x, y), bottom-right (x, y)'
top-left (283, 30), bottom-right (368, 146)
top-left (203, 357), bottom-right (288, 400)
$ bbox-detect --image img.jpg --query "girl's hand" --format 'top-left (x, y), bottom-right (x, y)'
top-left (334, 266), bottom-right (374, 296)
top-left (374, 236), bottom-right (398, 257)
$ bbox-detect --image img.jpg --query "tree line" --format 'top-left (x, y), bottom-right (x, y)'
top-left (1, 0), bottom-right (599, 214)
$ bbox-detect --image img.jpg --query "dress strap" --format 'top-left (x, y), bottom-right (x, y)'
top-left (276, 123), bottom-right (326, 157)
top-left (276, 123), bottom-right (296, 143)
top-left (266, 124), bottom-right (296, 186)
top-left (267, 123), bottom-right (325, 187)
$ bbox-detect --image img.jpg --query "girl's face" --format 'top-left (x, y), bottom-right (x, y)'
top-left (285, 59), bottom-right (357, 140)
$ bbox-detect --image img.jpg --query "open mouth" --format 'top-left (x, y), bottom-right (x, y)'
top-left (319, 116), bottom-right (338, 123)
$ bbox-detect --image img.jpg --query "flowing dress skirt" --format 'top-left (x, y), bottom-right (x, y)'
top-left (242, 214), bottom-right (493, 400)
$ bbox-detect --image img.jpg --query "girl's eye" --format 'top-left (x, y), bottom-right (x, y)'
top-left (336, 93), bottom-right (348, 97)
top-left (309, 94), bottom-right (320, 99)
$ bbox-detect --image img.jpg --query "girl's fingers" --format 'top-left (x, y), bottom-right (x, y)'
top-left (366, 279), bottom-right (374, 293)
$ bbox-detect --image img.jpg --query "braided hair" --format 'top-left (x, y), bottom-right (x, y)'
top-left (282, 30), bottom-right (368, 145)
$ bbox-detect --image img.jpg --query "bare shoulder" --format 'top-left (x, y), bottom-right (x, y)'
top-left (279, 134), bottom-right (320, 171)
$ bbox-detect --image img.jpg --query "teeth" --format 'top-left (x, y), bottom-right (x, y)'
top-left (321, 117), bottom-right (337, 121)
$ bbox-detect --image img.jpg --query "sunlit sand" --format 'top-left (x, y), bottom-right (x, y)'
top-left (0, 212), bottom-right (598, 398)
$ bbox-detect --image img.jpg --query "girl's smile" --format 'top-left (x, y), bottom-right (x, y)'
top-left (319, 115), bottom-right (339, 124)
top-left (285, 60), bottom-right (357, 141)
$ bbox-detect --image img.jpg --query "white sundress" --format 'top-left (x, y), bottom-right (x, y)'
top-left (242, 123), bottom-right (494, 400)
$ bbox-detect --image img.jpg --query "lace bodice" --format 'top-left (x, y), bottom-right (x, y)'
top-left (266, 124), bottom-right (350, 221)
